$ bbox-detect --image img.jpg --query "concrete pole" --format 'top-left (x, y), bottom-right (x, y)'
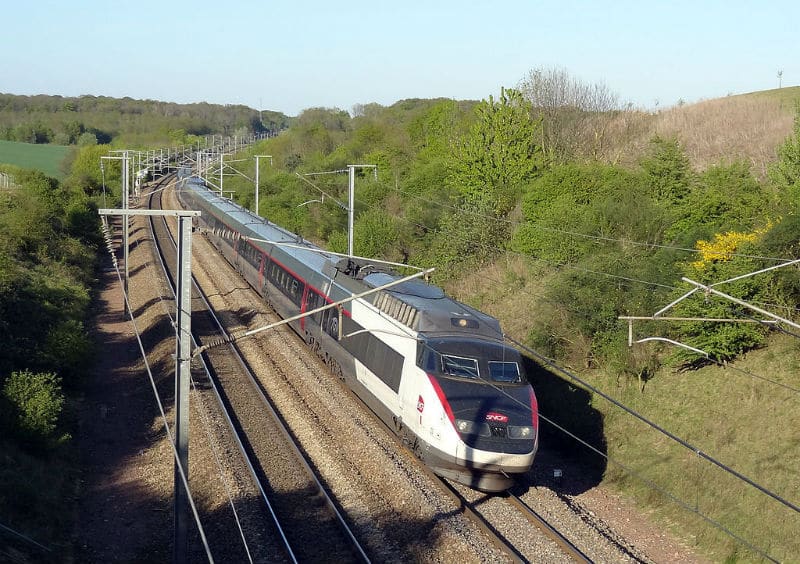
top-left (254, 157), bottom-right (259, 215)
top-left (219, 153), bottom-right (224, 195)
top-left (348, 165), bottom-right (355, 257)
top-left (174, 213), bottom-right (193, 564)
top-left (97, 207), bottom-right (202, 563)
top-left (122, 151), bottom-right (130, 311)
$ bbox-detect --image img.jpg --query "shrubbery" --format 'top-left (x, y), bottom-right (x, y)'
top-left (2, 370), bottom-right (65, 445)
top-left (0, 166), bottom-right (98, 447)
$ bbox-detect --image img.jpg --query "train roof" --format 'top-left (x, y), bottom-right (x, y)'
top-left (362, 272), bottom-right (504, 340)
top-left (183, 176), bottom-right (505, 342)
top-left (183, 176), bottom-right (333, 273)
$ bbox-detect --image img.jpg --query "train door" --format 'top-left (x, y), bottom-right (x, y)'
top-left (258, 254), bottom-right (266, 289)
top-left (232, 237), bottom-right (241, 272)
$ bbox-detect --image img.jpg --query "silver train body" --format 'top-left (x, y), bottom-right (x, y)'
top-left (177, 175), bottom-right (539, 491)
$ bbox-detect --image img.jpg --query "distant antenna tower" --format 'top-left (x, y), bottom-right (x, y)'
top-left (778, 70), bottom-right (783, 89)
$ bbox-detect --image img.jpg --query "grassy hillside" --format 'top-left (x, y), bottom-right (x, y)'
top-left (0, 139), bottom-right (71, 179)
top-left (651, 86), bottom-right (800, 176)
top-left (749, 84), bottom-right (800, 106)
top-left (599, 86), bottom-right (800, 178)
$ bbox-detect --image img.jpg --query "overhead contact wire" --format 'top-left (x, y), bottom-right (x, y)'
top-left (507, 335), bottom-right (800, 515)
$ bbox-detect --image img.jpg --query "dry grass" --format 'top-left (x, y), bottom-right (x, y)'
top-left (443, 254), bottom-right (547, 337)
top-left (596, 86), bottom-right (800, 178)
top-left (652, 94), bottom-right (796, 176)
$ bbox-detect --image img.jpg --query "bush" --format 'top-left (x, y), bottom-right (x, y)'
top-left (513, 162), bottom-right (659, 263)
top-left (639, 135), bottom-right (694, 203)
top-left (76, 132), bottom-right (97, 146)
top-left (3, 370), bottom-right (64, 443)
top-left (666, 161), bottom-right (768, 243)
top-left (669, 229), bottom-right (773, 363)
top-left (353, 208), bottom-right (401, 260)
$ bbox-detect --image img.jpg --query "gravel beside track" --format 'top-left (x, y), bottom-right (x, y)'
top-left (152, 185), bottom-right (366, 562)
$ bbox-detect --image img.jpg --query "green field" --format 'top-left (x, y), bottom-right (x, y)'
top-left (0, 139), bottom-right (71, 179)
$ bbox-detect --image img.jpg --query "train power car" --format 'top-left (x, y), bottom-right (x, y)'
top-left (177, 175), bottom-right (539, 491)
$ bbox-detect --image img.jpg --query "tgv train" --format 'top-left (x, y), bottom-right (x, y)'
top-left (177, 175), bottom-right (539, 491)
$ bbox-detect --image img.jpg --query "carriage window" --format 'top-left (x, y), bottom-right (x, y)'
top-left (441, 354), bottom-right (479, 379)
top-left (488, 361), bottom-right (521, 383)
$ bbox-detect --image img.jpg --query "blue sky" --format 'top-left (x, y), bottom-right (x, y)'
top-left (2, 1), bottom-right (797, 116)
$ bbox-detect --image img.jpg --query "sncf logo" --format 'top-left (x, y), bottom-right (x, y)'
top-left (485, 412), bottom-right (508, 423)
top-left (417, 395), bottom-right (425, 413)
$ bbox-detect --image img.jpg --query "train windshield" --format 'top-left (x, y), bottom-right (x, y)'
top-left (419, 338), bottom-right (525, 384)
top-left (441, 354), bottom-right (480, 379)
top-left (488, 361), bottom-right (520, 382)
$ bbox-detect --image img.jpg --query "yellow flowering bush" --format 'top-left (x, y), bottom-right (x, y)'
top-left (691, 222), bottom-right (772, 270)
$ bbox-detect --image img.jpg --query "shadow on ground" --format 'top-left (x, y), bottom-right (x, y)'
top-left (520, 355), bottom-right (608, 495)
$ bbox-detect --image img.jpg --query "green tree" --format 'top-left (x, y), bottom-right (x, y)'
top-left (432, 89), bottom-right (543, 270)
top-left (77, 132), bottom-right (98, 146)
top-left (353, 208), bottom-right (402, 259)
top-left (62, 120), bottom-right (84, 144)
top-left (447, 87), bottom-right (542, 216)
top-left (639, 135), bottom-right (693, 204)
top-left (64, 144), bottom-right (110, 197)
top-left (769, 105), bottom-right (800, 203)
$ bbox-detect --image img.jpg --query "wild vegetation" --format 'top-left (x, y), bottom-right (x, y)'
top-left (0, 160), bottom-right (105, 553)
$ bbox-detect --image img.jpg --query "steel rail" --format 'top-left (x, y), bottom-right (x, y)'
top-left (433, 478), bottom-right (525, 564)
top-left (505, 493), bottom-right (593, 563)
top-left (353, 401), bottom-right (529, 564)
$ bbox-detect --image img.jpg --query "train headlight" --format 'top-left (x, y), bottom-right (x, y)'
top-left (456, 419), bottom-right (491, 437)
top-left (456, 419), bottom-right (475, 433)
top-left (508, 425), bottom-right (534, 439)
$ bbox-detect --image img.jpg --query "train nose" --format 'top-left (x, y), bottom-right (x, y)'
top-left (485, 411), bottom-right (509, 438)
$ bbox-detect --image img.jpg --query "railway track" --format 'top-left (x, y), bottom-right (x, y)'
top-left (146, 176), bottom-right (370, 562)
top-left (388, 430), bottom-right (593, 563)
top-left (505, 493), bottom-right (592, 563)
top-left (153, 178), bottom-right (523, 562)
